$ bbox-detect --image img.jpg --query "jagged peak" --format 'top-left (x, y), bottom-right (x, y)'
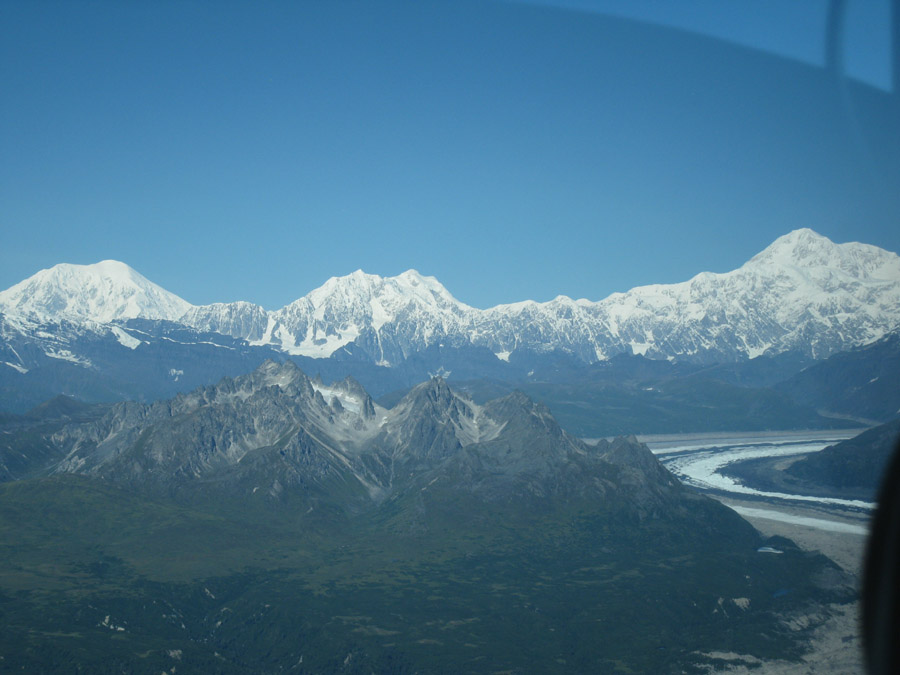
top-left (281, 268), bottom-right (470, 314)
top-left (392, 376), bottom-right (476, 425)
top-left (329, 374), bottom-right (368, 396)
top-left (257, 358), bottom-right (287, 372)
top-left (484, 390), bottom-right (556, 428)
top-left (320, 374), bottom-right (376, 418)
top-left (251, 359), bottom-right (306, 389)
top-left (407, 375), bottom-right (453, 401)
top-left (506, 390), bottom-right (533, 406)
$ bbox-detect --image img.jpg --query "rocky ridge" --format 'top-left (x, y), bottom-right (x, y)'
top-left (45, 360), bottom-right (686, 519)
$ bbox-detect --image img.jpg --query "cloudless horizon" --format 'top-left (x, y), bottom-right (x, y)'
top-left (3, 0), bottom-right (898, 310)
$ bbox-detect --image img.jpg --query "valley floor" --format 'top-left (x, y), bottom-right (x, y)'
top-left (706, 498), bottom-right (867, 674)
top-left (719, 498), bottom-right (869, 576)
top-left (637, 430), bottom-right (874, 674)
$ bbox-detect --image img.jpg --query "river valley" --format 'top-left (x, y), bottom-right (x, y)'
top-left (644, 430), bottom-right (878, 673)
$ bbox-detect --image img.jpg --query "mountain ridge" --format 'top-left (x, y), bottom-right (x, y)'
top-left (164, 228), bottom-right (900, 362)
top-left (36, 360), bottom-right (695, 519)
top-left (0, 360), bottom-right (854, 674)
top-left (2, 230), bottom-right (899, 390)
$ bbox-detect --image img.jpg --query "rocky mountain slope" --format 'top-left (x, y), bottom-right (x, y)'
top-left (777, 331), bottom-right (900, 424)
top-left (786, 418), bottom-right (900, 499)
top-left (46, 360), bottom-right (687, 518)
top-left (0, 360), bottom-right (854, 672)
top-left (0, 395), bottom-right (107, 483)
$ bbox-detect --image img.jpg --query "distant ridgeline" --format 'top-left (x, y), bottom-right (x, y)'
top-left (0, 360), bottom-right (854, 673)
top-left (1, 228), bottom-right (899, 435)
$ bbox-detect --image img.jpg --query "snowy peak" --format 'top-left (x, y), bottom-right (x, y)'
top-left (401, 376), bottom-right (462, 412)
top-left (394, 269), bottom-right (467, 307)
top-left (265, 269), bottom-right (474, 359)
top-left (751, 227), bottom-right (833, 264)
top-left (0, 260), bottom-right (192, 324)
top-left (476, 228), bottom-right (900, 362)
top-left (747, 228), bottom-right (900, 279)
top-left (299, 268), bottom-right (469, 317)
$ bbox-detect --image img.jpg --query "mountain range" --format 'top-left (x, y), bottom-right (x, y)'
top-left (11, 359), bottom-right (683, 507)
top-left (0, 359), bottom-right (853, 672)
top-left (0, 226), bottom-right (883, 671)
top-left (3, 228), bottom-right (899, 363)
top-left (1, 228), bottom-right (899, 430)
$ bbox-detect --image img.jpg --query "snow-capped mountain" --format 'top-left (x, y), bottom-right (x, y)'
top-left (2, 229), bottom-right (899, 381)
top-left (265, 269), bottom-right (475, 363)
top-left (0, 260), bottom-right (191, 325)
top-left (171, 269), bottom-right (476, 363)
top-left (477, 228), bottom-right (900, 362)
top-left (176, 228), bottom-right (900, 363)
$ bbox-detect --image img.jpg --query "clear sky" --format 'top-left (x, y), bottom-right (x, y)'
top-left (2, 0), bottom-right (898, 310)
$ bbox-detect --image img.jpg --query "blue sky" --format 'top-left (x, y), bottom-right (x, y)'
top-left (2, 0), bottom-right (897, 309)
